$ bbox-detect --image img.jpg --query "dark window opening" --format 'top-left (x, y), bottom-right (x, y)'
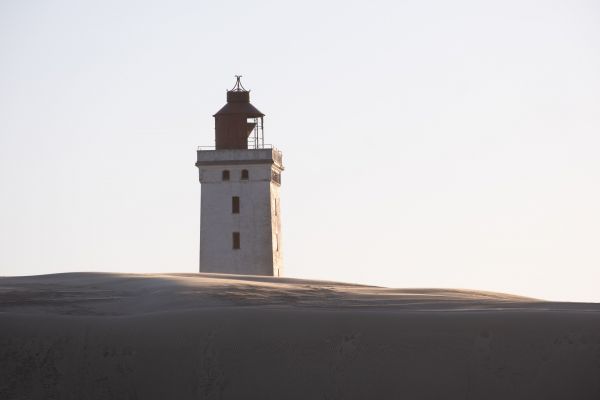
top-left (232, 196), bottom-right (240, 214)
top-left (241, 169), bottom-right (249, 180)
top-left (271, 170), bottom-right (281, 184)
top-left (222, 170), bottom-right (230, 181)
top-left (232, 232), bottom-right (240, 249)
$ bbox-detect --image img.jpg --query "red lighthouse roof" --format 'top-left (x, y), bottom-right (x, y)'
top-left (213, 76), bottom-right (264, 117)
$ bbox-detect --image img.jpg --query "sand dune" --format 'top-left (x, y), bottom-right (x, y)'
top-left (1, 273), bottom-right (599, 399)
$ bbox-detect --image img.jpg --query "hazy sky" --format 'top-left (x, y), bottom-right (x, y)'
top-left (1, 0), bottom-right (599, 301)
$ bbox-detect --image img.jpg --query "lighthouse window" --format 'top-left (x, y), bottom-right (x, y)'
top-left (271, 171), bottom-right (281, 185)
top-left (232, 196), bottom-right (240, 214)
top-left (222, 170), bottom-right (230, 181)
top-left (232, 232), bottom-right (240, 249)
top-left (241, 169), bottom-right (249, 180)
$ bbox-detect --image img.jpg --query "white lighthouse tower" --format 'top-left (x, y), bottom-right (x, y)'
top-left (195, 77), bottom-right (284, 276)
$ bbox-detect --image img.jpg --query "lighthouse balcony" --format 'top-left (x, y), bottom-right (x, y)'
top-left (195, 147), bottom-right (283, 170)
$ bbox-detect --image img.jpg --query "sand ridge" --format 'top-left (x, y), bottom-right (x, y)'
top-left (1, 272), bottom-right (600, 399)
top-left (0, 272), bottom-right (547, 316)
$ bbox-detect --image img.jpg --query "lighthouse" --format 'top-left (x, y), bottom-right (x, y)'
top-left (195, 77), bottom-right (284, 276)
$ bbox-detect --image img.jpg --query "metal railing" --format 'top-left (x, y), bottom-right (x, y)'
top-left (197, 144), bottom-right (275, 151)
top-left (247, 117), bottom-right (264, 149)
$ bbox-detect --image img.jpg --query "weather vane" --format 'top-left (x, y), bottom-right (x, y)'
top-left (231, 75), bottom-right (247, 92)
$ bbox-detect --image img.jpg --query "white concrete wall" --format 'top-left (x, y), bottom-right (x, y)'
top-left (197, 149), bottom-right (283, 276)
top-left (270, 181), bottom-right (283, 277)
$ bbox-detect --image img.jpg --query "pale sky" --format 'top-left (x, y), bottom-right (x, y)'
top-left (1, 0), bottom-right (599, 302)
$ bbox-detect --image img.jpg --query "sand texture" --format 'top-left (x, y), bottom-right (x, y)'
top-left (1, 272), bottom-right (599, 399)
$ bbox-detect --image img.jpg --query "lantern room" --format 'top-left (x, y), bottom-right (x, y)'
top-left (213, 76), bottom-right (265, 149)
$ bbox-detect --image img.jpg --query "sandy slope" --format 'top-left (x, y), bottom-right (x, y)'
top-left (1, 273), bottom-right (599, 399)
